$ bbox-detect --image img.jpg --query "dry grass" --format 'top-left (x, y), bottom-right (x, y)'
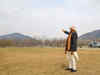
top-left (0, 47), bottom-right (100, 75)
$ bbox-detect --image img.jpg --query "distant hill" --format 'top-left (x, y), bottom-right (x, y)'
top-left (0, 33), bottom-right (32, 40)
top-left (79, 30), bottom-right (100, 40)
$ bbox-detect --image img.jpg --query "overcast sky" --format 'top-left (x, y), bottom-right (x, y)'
top-left (0, 0), bottom-right (100, 38)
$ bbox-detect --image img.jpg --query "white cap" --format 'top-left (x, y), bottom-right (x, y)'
top-left (69, 25), bottom-right (79, 31)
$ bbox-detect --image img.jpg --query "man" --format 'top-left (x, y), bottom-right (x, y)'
top-left (62, 26), bottom-right (79, 72)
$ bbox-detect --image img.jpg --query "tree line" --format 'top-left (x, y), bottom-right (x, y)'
top-left (0, 38), bottom-right (89, 48)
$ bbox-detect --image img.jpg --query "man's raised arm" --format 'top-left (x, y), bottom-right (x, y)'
top-left (62, 29), bottom-right (69, 35)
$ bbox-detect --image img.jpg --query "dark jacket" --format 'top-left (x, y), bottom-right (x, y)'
top-left (64, 31), bottom-right (78, 51)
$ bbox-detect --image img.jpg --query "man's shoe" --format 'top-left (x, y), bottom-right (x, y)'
top-left (65, 68), bottom-right (72, 70)
top-left (71, 69), bottom-right (77, 72)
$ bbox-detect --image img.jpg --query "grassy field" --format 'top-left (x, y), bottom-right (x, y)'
top-left (0, 47), bottom-right (100, 75)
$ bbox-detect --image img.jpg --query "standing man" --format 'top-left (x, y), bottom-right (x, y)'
top-left (62, 26), bottom-right (79, 72)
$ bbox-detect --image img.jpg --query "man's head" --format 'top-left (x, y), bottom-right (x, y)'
top-left (70, 26), bottom-right (76, 31)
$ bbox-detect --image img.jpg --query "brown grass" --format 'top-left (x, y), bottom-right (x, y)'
top-left (0, 47), bottom-right (100, 75)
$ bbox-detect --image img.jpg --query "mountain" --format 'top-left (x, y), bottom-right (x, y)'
top-left (79, 30), bottom-right (100, 40)
top-left (0, 33), bottom-right (32, 40)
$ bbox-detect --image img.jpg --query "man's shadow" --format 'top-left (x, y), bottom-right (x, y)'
top-left (61, 64), bottom-right (68, 70)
